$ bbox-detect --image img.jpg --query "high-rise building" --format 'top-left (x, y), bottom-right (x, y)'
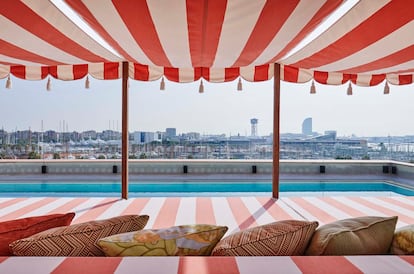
top-left (250, 118), bottom-right (258, 137)
top-left (302, 117), bottom-right (312, 135)
top-left (133, 131), bottom-right (155, 144)
top-left (165, 128), bottom-right (177, 139)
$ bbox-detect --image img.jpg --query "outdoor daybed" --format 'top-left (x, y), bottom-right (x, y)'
top-left (1, 213), bottom-right (413, 273)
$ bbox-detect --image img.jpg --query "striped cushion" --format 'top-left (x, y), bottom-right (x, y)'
top-left (305, 216), bottom-right (398, 255)
top-left (211, 220), bottom-right (318, 256)
top-left (10, 215), bottom-right (149, 256)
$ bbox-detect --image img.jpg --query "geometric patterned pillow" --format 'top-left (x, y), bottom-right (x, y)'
top-left (0, 213), bottom-right (75, 256)
top-left (9, 215), bottom-right (149, 256)
top-left (211, 220), bottom-right (318, 256)
top-left (305, 216), bottom-right (397, 255)
top-left (391, 224), bottom-right (414, 255)
top-left (98, 224), bottom-right (228, 256)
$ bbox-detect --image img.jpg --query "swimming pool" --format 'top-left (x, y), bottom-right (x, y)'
top-left (0, 180), bottom-right (413, 197)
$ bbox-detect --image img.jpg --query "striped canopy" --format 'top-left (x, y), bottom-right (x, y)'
top-left (1, 0), bottom-right (413, 86)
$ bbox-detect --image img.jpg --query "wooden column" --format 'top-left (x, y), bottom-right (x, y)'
top-left (272, 63), bottom-right (281, 199)
top-left (121, 62), bottom-right (129, 199)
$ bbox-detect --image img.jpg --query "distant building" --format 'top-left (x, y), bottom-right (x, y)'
top-left (82, 130), bottom-right (97, 140)
top-left (324, 130), bottom-right (337, 140)
top-left (302, 117), bottom-right (312, 135)
top-left (250, 118), bottom-right (258, 137)
top-left (133, 131), bottom-right (155, 144)
top-left (181, 132), bottom-right (200, 140)
top-left (165, 128), bottom-right (177, 139)
top-left (155, 131), bottom-right (164, 142)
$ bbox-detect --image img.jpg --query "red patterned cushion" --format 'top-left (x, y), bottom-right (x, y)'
top-left (211, 220), bottom-right (318, 256)
top-left (0, 213), bottom-right (75, 256)
top-left (10, 215), bottom-right (149, 256)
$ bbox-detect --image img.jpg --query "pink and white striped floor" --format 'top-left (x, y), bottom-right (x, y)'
top-left (1, 196), bottom-right (414, 273)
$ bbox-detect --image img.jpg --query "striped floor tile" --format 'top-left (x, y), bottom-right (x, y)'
top-left (1, 256), bottom-right (413, 274)
top-left (1, 196), bottom-right (414, 231)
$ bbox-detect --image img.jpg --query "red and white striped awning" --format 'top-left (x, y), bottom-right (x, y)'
top-left (1, 0), bottom-right (414, 86)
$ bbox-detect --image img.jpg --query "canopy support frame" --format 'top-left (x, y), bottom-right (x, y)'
top-left (272, 63), bottom-right (280, 199)
top-left (122, 61), bottom-right (129, 199)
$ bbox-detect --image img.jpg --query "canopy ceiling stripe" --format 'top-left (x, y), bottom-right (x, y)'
top-left (282, 0), bottom-right (414, 75)
top-left (0, 0), bottom-right (122, 67)
top-left (1, 1), bottom-right (413, 83)
top-left (64, 0), bottom-right (341, 68)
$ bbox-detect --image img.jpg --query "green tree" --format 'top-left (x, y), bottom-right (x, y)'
top-left (28, 151), bottom-right (41, 159)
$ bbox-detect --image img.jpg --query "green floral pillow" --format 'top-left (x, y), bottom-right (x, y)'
top-left (98, 224), bottom-right (228, 256)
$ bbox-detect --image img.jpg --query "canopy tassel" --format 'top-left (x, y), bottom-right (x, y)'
top-left (347, 82), bottom-right (353, 95)
top-left (46, 77), bottom-right (51, 91)
top-left (384, 81), bottom-right (390, 94)
top-left (85, 76), bottom-right (90, 89)
top-left (199, 79), bottom-right (204, 93)
top-left (237, 78), bottom-right (242, 91)
top-left (310, 80), bottom-right (316, 94)
top-left (160, 77), bottom-right (165, 90)
top-left (5, 75), bottom-right (11, 89)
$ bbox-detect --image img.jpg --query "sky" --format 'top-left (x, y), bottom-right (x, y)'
top-left (1, 75), bottom-right (414, 137)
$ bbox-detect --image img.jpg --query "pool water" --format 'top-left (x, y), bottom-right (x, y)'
top-left (0, 181), bottom-right (413, 197)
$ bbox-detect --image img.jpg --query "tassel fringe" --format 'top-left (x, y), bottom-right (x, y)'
top-left (237, 78), bottom-right (242, 91)
top-left (199, 80), bottom-right (204, 93)
top-left (85, 76), bottom-right (90, 89)
top-left (5, 75), bottom-right (11, 89)
top-left (347, 82), bottom-right (352, 95)
top-left (310, 80), bottom-right (316, 94)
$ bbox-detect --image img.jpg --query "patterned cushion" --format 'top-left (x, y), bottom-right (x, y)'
top-left (211, 220), bottom-right (318, 256)
top-left (305, 216), bottom-right (398, 255)
top-left (10, 215), bottom-right (149, 256)
top-left (0, 213), bottom-right (75, 256)
top-left (98, 224), bottom-right (228, 256)
top-left (391, 224), bottom-right (414, 255)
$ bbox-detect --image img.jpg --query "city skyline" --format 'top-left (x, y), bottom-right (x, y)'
top-left (1, 76), bottom-right (414, 137)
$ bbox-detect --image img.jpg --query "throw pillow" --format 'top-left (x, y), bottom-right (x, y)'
top-left (0, 212), bottom-right (75, 256)
top-left (305, 216), bottom-right (398, 255)
top-left (391, 224), bottom-right (414, 255)
top-left (211, 220), bottom-right (318, 256)
top-left (10, 215), bottom-right (149, 256)
top-left (97, 224), bottom-right (228, 256)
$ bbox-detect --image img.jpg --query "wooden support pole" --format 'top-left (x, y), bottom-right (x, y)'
top-left (121, 62), bottom-right (129, 199)
top-left (272, 63), bottom-right (281, 199)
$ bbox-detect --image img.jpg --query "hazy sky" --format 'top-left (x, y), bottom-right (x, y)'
top-left (1, 75), bottom-right (414, 137)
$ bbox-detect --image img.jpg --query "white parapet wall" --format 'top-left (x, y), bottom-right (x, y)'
top-left (0, 159), bottom-right (413, 182)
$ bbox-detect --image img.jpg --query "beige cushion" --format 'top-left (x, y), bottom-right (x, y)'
top-left (98, 224), bottom-right (228, 256)
top-left (391, 224), bottom-right (414, 255)
top-left (211, 220), bottom-right (318, 256)
top-left (10, 215), bottom-right (149, 256)
top-left (305, 216), bottom-right (397, 255)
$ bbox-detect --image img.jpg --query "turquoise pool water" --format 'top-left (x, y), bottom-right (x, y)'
top-left (0, 181), bottom-right (413, 197)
